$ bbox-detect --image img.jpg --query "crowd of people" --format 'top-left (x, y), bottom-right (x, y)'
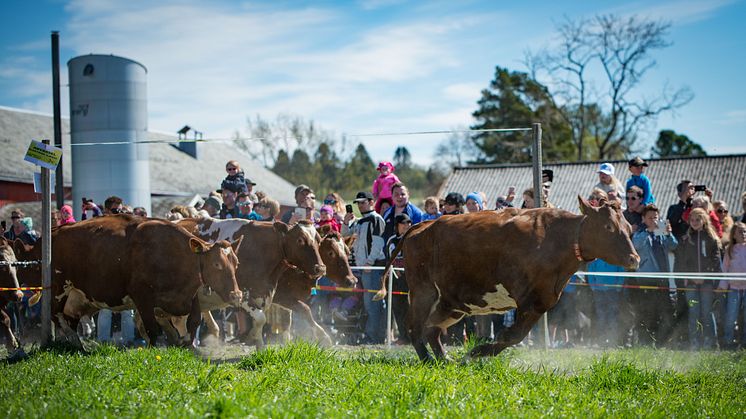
top-left (2, 156), bottom-right (746, 351)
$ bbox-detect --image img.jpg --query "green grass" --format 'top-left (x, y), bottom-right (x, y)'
top-left (1, 342), bottom-right (744, 418)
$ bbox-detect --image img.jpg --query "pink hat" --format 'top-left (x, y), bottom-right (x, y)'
top-left (320, 205), bottom-right (334, 214)
top-left (377, 161), bottom-right (394, 171)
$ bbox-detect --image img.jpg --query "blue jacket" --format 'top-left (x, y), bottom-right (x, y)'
top-left (626, 174), bottom-right (655, 205)
top-left (632, 229), bottom-right (677, 272)
top-left (585, 259), bottom-right (625, 292)
top-left (382, 202), bottom-right (425, 241)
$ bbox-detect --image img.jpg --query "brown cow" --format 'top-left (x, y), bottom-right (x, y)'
top-left (177, 218), bottom-right (325, 348)
top-left (46, 215), bottom-right (242, 347)
top-left (376, 197), bottom-right (639, 362)
top-left (0, 238), bottom-right (24, 354)
top-left (269, 230), bottom-right (356, 345)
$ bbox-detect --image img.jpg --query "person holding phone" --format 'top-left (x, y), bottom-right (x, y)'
top-left (342, 191), bottom-right (387, 344)
top-left (630, 204), bottom-right (678, 346)
top-left (281, 184), bottom-right (316, 225)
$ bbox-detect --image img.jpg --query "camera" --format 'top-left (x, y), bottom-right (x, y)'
top-left (345, 204), bottom-right (353, 214)
top-left (694, 185), bottom-right (707, 192)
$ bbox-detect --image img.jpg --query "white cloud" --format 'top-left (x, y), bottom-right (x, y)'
top-left (716, 109), bottom-right (746, 126)
top-left (611, 0), bottom-right (736, 25)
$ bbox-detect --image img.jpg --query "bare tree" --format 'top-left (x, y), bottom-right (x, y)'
top-left (237, 113), bottom-right (339, 167)
top-left (527, 14), bottom-right (693, 160)
top-left (435, 127), bottom-right (481, 167)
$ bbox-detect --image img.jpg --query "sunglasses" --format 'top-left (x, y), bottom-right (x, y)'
top-left (226, 167), bottom-right (237, 171)
top-left (11, 216), bottom-right (21, 219)
top-left (717, 208), bottom-right (728, 214)
top-left (626, 196), bottom-right (640, 201)
top-left (237, 202), bottom-right (252, 207)
top-left (323, 199), bottom-right (336, 205)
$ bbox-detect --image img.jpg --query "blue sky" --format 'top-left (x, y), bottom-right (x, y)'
top-left (1, 0), bottom-right (744, 166)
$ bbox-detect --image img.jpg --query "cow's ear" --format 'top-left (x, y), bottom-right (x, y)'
top-left (273, 221), bottom-right (289, 234)
top-left (189, 237), bottom-right (211, 254)
top-left (230, 235), bottom-right (243, 254)
top-left (578, 195), bottom-right (591, 215)
top-left (318, 224), bottom-right (332, 237)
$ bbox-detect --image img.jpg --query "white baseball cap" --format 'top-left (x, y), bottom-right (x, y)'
top-left (598, 163), bottom-right (615, 176)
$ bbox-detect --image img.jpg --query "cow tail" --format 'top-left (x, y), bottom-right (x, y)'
top-left (373, 235), bottom-right (405, 302)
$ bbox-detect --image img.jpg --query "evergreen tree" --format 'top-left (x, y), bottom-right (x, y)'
top-left (471, 67), bottom-right (573, 163)
top-left (652, 130), bottom-right (706, 158)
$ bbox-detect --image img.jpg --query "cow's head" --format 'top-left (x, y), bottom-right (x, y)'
top-left (189, 236), bottom-right (243, 307)
top-left (317, 229), bottom-right (356, 287)
top-left (274, 220), bottom-right (326, 278)
top-left (578, 196), bottom-right (640, 270)
top-left (0, 238), bottom-right (24, 302)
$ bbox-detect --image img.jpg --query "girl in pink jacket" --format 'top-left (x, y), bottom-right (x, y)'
top-left (719, 222), bottom-right (746, 348)
top-left (372, 161), bottom-right (400, 211)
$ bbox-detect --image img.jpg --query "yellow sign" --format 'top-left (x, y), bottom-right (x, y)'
top-left (24, 140), bottom-right (63, 170)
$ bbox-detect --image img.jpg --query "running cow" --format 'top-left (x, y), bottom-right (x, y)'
top-left (376, 197), bottom-right (639, 362)
top-left (177, 218), bottom-right (326, 347)
top-left (270, 228), bottom-right (356, 345)
top-left (48, 215), bottom-right (243, 347)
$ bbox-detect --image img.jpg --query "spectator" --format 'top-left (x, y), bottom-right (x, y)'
top-left (494, 195), bottom-right (513, 211)
top-left (255, 197), bottom-right (280, 222)
top-left (504, 186), bottom-right (517, 207)
top-left (465, 192), bottom-right (484, 213)
top-left (221, 160), bottom-right (248, 195)
top-left (382, 183), bottom-right (424, 241)
top-left (735, 192), bottom-right (746, 223)
top-left (317, 205), bottom-right (341, 232)
top-left (323, 192), bottom-right (346, 224)
top-left (342, 191), bottom-right (387, 344)
top-left (679, 208), bottom-right (722, 349)
top-left (3, 210), bottom-right (38, 245)
top-left (719, 222), bottom-right (746, 349)
top-left (521, 188), bottom-right (553, 209)
top-left (626, 157), bottom-right (655, 205)
top-left (630, 204), bottom-right (677, 346)
top-left (683, 196), bottom-right (723, 238)
top-left (713, 200), bottom-right (733, 242)
top-left (623, 186), bottom-right (645, 233)
top-left (81, 198), bottom-right (103, 220)
top-left (377, 197), bottom-right (393, 216)
top-left (667, 180), bottom-right (695, 348)
top-left (442, 192), bottom-right (465, 215)
top-left (281, 184), bottom-right (316, 225)
top-left (219, 189), bottom-right (240, 219)
top-left (245, 178), bottom-right (259, 203)
top-left (202, 196), bottom-right (222, 218)
top-left (59, 205), bottom-right (76, 225)
top-left (422, 196), bottom-right (442, 221)
top-left (236, 193), bottom-right (261, 220)
top-left (132, 207), bottom-right (148, 217)
top-left (594, 163), bottom-right (626, 202)
top-left (385, 213), bottom-right (412, 344)
top-left (667, 181), bottom-right (695, 242)
top-left (372, 161), bottom-right (401, 214)
top-left (51, 209), bottom-right (61, 227)
top-left (103, 196), bottom-right (125, 215)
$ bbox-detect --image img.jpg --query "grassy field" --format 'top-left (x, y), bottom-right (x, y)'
top-left (1, 342), bottom-right (744, 418)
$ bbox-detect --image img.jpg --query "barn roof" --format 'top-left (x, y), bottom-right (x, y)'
top-left (0, 106), bottom-right (296, 204)
top-left (439, 155), bottom-right (746, 214)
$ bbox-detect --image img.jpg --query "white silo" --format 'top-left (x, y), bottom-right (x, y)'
top-left (68, 54), bottom-right (151, 219)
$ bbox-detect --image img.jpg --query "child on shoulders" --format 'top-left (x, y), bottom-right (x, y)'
top-left (372, 161), bottom-right (400, 211)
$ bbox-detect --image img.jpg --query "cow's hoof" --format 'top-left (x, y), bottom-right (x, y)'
top-left (6, 348), bottom-right (28, 364)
